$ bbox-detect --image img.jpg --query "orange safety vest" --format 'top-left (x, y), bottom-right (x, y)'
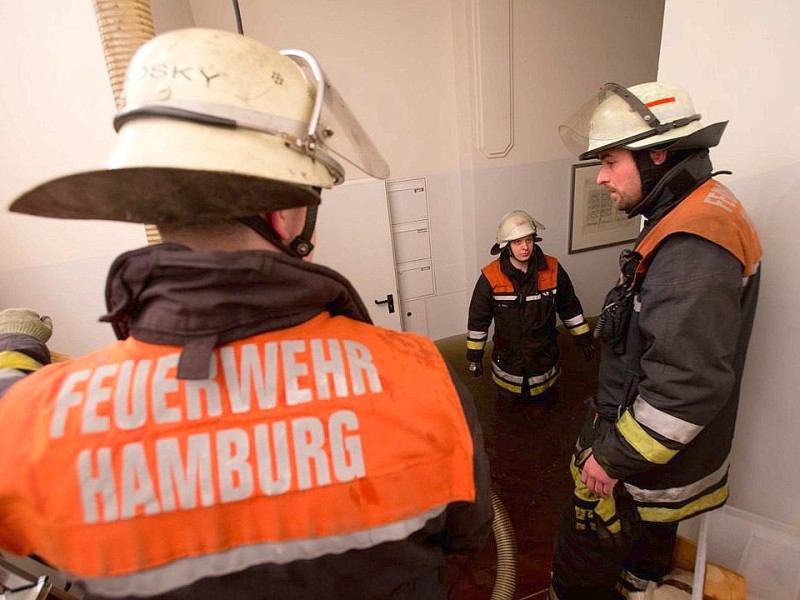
top-left (0, 313), bottom-right (475, 584)
top-left (634, 179), bottom-right (762, 282)
top-left (481, 254), bottom-right (559, 296)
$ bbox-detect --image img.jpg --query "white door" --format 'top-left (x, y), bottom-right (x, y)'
top-left (313, 178), bottom-right (402, 331)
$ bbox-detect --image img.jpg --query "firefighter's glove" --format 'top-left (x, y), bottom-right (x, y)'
top-left (468, 361), bottom-right (483, 378)
top-left (0, 308), bottom-right (53, 343)
top-left (576, 332), bottom-right (596, 361)
top-left (571, 459), bottom-right (625, 549)
top-left (574, 489), bottom-right (625, 549)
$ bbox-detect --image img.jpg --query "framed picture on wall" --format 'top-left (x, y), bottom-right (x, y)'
top-left (568, 161), bottom-right (641, 254)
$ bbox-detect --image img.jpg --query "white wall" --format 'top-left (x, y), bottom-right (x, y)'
top-left (188, 0), bottom-right (463, 181)
top-left (659, 0), bottom-right (800, 530)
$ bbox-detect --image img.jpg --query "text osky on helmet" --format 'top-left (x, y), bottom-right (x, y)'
top-left (558, 82), bottom-right (726, 161)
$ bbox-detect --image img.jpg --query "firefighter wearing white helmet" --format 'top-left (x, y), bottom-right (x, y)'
top-left (467, 210), bottom-right (594, 405)
top-left (0, 28), bottom-right (492, 599)
top-left (489, 210), bottom-right (545, 255)
top-left (549, 82), bottom-right (762, 600)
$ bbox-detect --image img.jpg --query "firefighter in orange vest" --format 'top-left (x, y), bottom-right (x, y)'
top-left (0, 29), bottom-right (493, 600)
top-left (466, 210), bottom-right (594, 404)
top-left (549, 82), bottom-right (762, 599)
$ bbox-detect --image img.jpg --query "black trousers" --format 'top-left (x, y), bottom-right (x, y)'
top-left (550, 487), bottom-right (678, 599)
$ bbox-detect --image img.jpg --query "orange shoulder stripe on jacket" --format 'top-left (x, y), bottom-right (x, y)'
top-left (481, 255), bottom-right (559, 293)
top-left (635, 179), bottom-right (762, 278)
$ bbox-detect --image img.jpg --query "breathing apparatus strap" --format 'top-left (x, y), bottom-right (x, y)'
top-left (593, 249), bottom-right (642, 356)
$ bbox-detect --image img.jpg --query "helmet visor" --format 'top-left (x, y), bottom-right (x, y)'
top-left (281, 49), bottom-right (390, 182)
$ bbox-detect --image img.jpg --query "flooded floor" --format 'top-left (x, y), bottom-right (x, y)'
top-left (437, 329), bottom-right (600, 599)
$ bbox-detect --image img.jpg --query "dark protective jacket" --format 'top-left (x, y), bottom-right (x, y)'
top-left (0, 244), bottom-right (493, 600)
top-left (583, 150), bottom-right (762, 523)
top-left (466, 247), bottom-right (591, 397)
top-left (0, 333), bottom-right (50, 397)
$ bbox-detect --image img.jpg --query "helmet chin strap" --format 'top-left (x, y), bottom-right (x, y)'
top-left (237, 193), bottom-right (320, 259)
top-left (290, 204), bottom-right (318, 257)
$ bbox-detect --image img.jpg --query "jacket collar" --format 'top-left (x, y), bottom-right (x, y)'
top-left (102, 244), bottom-right (372, 379)
top-left (499, 245), bottom-right (547, 277)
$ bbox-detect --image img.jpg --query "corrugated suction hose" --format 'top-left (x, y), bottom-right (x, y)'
top-left (91, 0), bottom-right (161, 245)
top-left (491, 489), bottom-right (518, 600)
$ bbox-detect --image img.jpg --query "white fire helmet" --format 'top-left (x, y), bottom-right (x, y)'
top-left (10, 28), bottom-right (389, 224)
top-left (490, 210), bottom-right (545, 255)
top-left (558, 82), bottom-right (727, 160)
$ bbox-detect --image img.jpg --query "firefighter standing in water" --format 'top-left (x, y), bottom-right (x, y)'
top-left (549, 82), bottom-right (762, 599)
top-left (0, 28), bottom-right (492, 600)
top-left (466, 210), bottom-right (594, 405)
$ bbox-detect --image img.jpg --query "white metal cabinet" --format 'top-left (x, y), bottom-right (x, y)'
top-left (387, 178), bottom-right (434, 304)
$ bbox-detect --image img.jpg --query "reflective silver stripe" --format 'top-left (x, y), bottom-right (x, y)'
top-left (0, 369), bottom-right (25, 380)
top-left (523, 290), bottom-right (555, 303)
top-left (527, 365), bottom-right (558, 385)
top-left (633, 295), bottom-right (642, 312)
top-left (467, 330), bottom-right (488, 340)
top-left (492, 363), bottom-right (557, 387)
top-left (633, 396), bottom-right (703, 445)
top-left (491, 362), bottom-right (524, 384)
top-left (563, 314), bottom-right (585, 327)
top-left (619, 568), bottom-right (652, 591)
top-left (491, 372), bottom-right (522, 394)
top-left (624, 456), bottom-right (729, 504)
top-left (493, 295), bottom-right (517, 301)
top-left (78, 505), bottom-right (447, 597)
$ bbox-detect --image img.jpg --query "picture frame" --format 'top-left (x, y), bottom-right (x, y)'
top-left (568, 161), bottom-right (641, 254)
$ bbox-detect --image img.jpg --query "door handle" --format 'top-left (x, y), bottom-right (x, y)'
top-left (374, 293), bottom-right (395, 314)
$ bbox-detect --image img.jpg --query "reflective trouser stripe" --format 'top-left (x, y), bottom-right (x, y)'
top-left (490, 368), bottom-right (560, 396)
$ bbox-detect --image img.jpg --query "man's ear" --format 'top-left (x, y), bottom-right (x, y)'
top-left (649, 149), bottom-right (668, 166)
top-left (267, 210), bottom-right (292, 243)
